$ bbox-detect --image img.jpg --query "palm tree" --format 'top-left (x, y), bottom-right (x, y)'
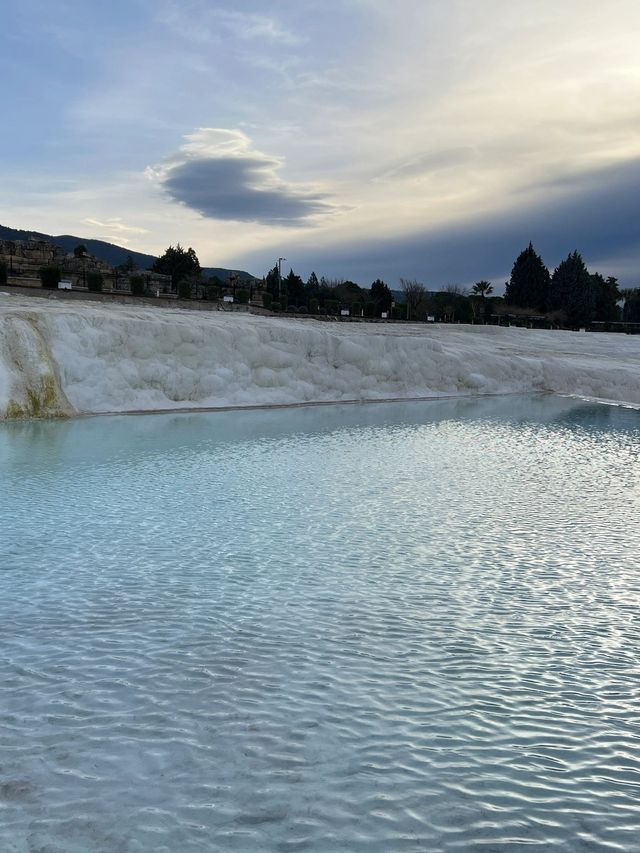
top-left (472, 280), bottom-right (493, 298)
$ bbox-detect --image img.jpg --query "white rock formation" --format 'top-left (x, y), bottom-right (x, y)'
top-left (1, 295), bottom-right (639, 418)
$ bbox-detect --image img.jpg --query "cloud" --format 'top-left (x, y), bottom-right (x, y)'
top-left (152, 3), bottom-right (302, 46)
top-left (214, 10), bottom-right (303, 45)
top-left (149, 128), bottom-right (334, 225)
top-left (85, 217), bottom-right (149, 235)
top-left (375, 147), bottom-right (478, 183)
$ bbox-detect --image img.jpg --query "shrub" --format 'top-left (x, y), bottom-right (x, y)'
top-left (298, 305), bottom-right (308, 314)
top-left (364, 301), bottom-right (376, 317)
top-left (279, 298), bottom-right (288, 311)
top-left (178, 279), bottom-right (192, 300)
top-left (0, 261), bottom-right (7, 286)
top-left (262, 292), bottom-right (273, 309)
top-left (288, 305), bottom-right (298, 313)
top-left (237, 289), bottom-right (249, 304)
top-left (271, 302), bottom-right (280, 312)
top-left (40, 266), bottom-right (61, 289)
top-left (130, 275), bottom-right (145, 296)
top-left (325, 299), bottom-right (339, 314)
top-left (309, 297), bottom-right (319, 314)
top-left (86, 272), bottom-right (103, 292)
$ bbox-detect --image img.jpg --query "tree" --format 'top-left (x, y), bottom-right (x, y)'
top-left (549, 251), bottom-right (595, 326)
top-left (177, 278), bottom-right (192, 300)
top-left (206, 275), bottom-right (225, 301)
top-left (370, 279), bottom-right (393, 312)
top-left (283, 269), bottom-right (305, 306)
top-left (152, 244), bottom-right (201, 292)
top-left (591, 273), bottom-right (621, 322)
top-left (73, 244), bottom-right (87, 258)
top-left (86, 272), bottom-right (103, 292)
top-left (430, 285), bottom-right (469, 323)
top-left (400, 278), bottom-right (426, 320)
top-left (470, 281), bottom-right (493, 322)
top-left (622, 289), bottom-right (640, 323)
top-left (130, 275), bottom-right (145, 296)
top-left (505, 242), bottom-right (550, 311)
top-left (472, 280), bottom-right (493, 298)
top-left (331, 280), bottom-right (364, 309)
top-left (306, 271), bottom-right (319, 294)
top-left (40, 266), bottom-right (61, 289)
top-left (265, 265), bottom-right (280, 299)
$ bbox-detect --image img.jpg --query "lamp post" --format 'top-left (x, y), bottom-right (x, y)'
top-left (278, 257), bottom-right (286, 301)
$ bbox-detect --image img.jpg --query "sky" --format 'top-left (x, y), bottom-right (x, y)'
top-left (2, 0), bottom-right (640, 288)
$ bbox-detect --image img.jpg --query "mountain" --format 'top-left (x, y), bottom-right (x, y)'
top-left (0, 224), bottom-right (257, 281)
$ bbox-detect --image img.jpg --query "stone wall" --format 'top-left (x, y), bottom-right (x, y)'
top-left (0, 238), bottom-right (171, 294)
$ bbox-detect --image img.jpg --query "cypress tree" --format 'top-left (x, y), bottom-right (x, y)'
top-left (549, 251), bottom-right (595, 327)
top-left (370, 279), bottom-right (393, 312)
top-left (265, 265), bottom-right (280, 298)
top-left (283, 269), bottom-right (305, 306)
top-left (505, 242), bottom-right (550, 312)
top-left (591, 273), bottom-right (621, 322)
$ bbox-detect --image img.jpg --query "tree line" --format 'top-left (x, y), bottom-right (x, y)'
top-left (261, 246), bottom-right (639, 326)
top-left (503, 243), bottom-right (629, 326)
top-left (11, 239), bottom-right (638, 327)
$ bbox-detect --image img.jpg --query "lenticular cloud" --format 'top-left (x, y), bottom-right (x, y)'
top-left (148, 128), bottom-right (332, 224)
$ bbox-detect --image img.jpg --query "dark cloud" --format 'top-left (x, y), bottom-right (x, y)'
top-left (247, 158), bottom-right (640, 286)
top-left (161, 155), bottom-right (331, 224)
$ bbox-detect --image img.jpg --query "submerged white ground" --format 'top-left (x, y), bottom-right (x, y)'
top-left (1, 293), bottom-right (639, 418)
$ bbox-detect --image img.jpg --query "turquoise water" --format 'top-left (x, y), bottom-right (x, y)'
top-left (1, 395), bottom-right (640, 852)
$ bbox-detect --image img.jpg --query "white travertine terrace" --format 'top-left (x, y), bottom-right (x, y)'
top-left (1, 295), bottom-right (639, 418)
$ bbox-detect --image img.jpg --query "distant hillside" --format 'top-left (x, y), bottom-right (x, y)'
top-left (0, 224), bottom-right (257, 281)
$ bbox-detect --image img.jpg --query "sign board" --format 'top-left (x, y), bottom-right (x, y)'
top-left (340, 309), bottom-right (350, 316)
top-left (427, 315), bottom-right (435, 322)
top-left (58, 280), bottom-right (72, 290)
top-left (381, 311), bottom-right (388, 319)
top-left (223, 295), bottom-right (234, 303)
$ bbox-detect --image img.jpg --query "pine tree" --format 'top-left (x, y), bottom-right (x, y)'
top-left (505, 242), bottom-right (550, 312)
top-left (549, 251), bottom-right (595, 326)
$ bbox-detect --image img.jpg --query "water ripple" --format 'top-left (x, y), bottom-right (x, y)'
top-left (1, 395), bottom-right (639, 851)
